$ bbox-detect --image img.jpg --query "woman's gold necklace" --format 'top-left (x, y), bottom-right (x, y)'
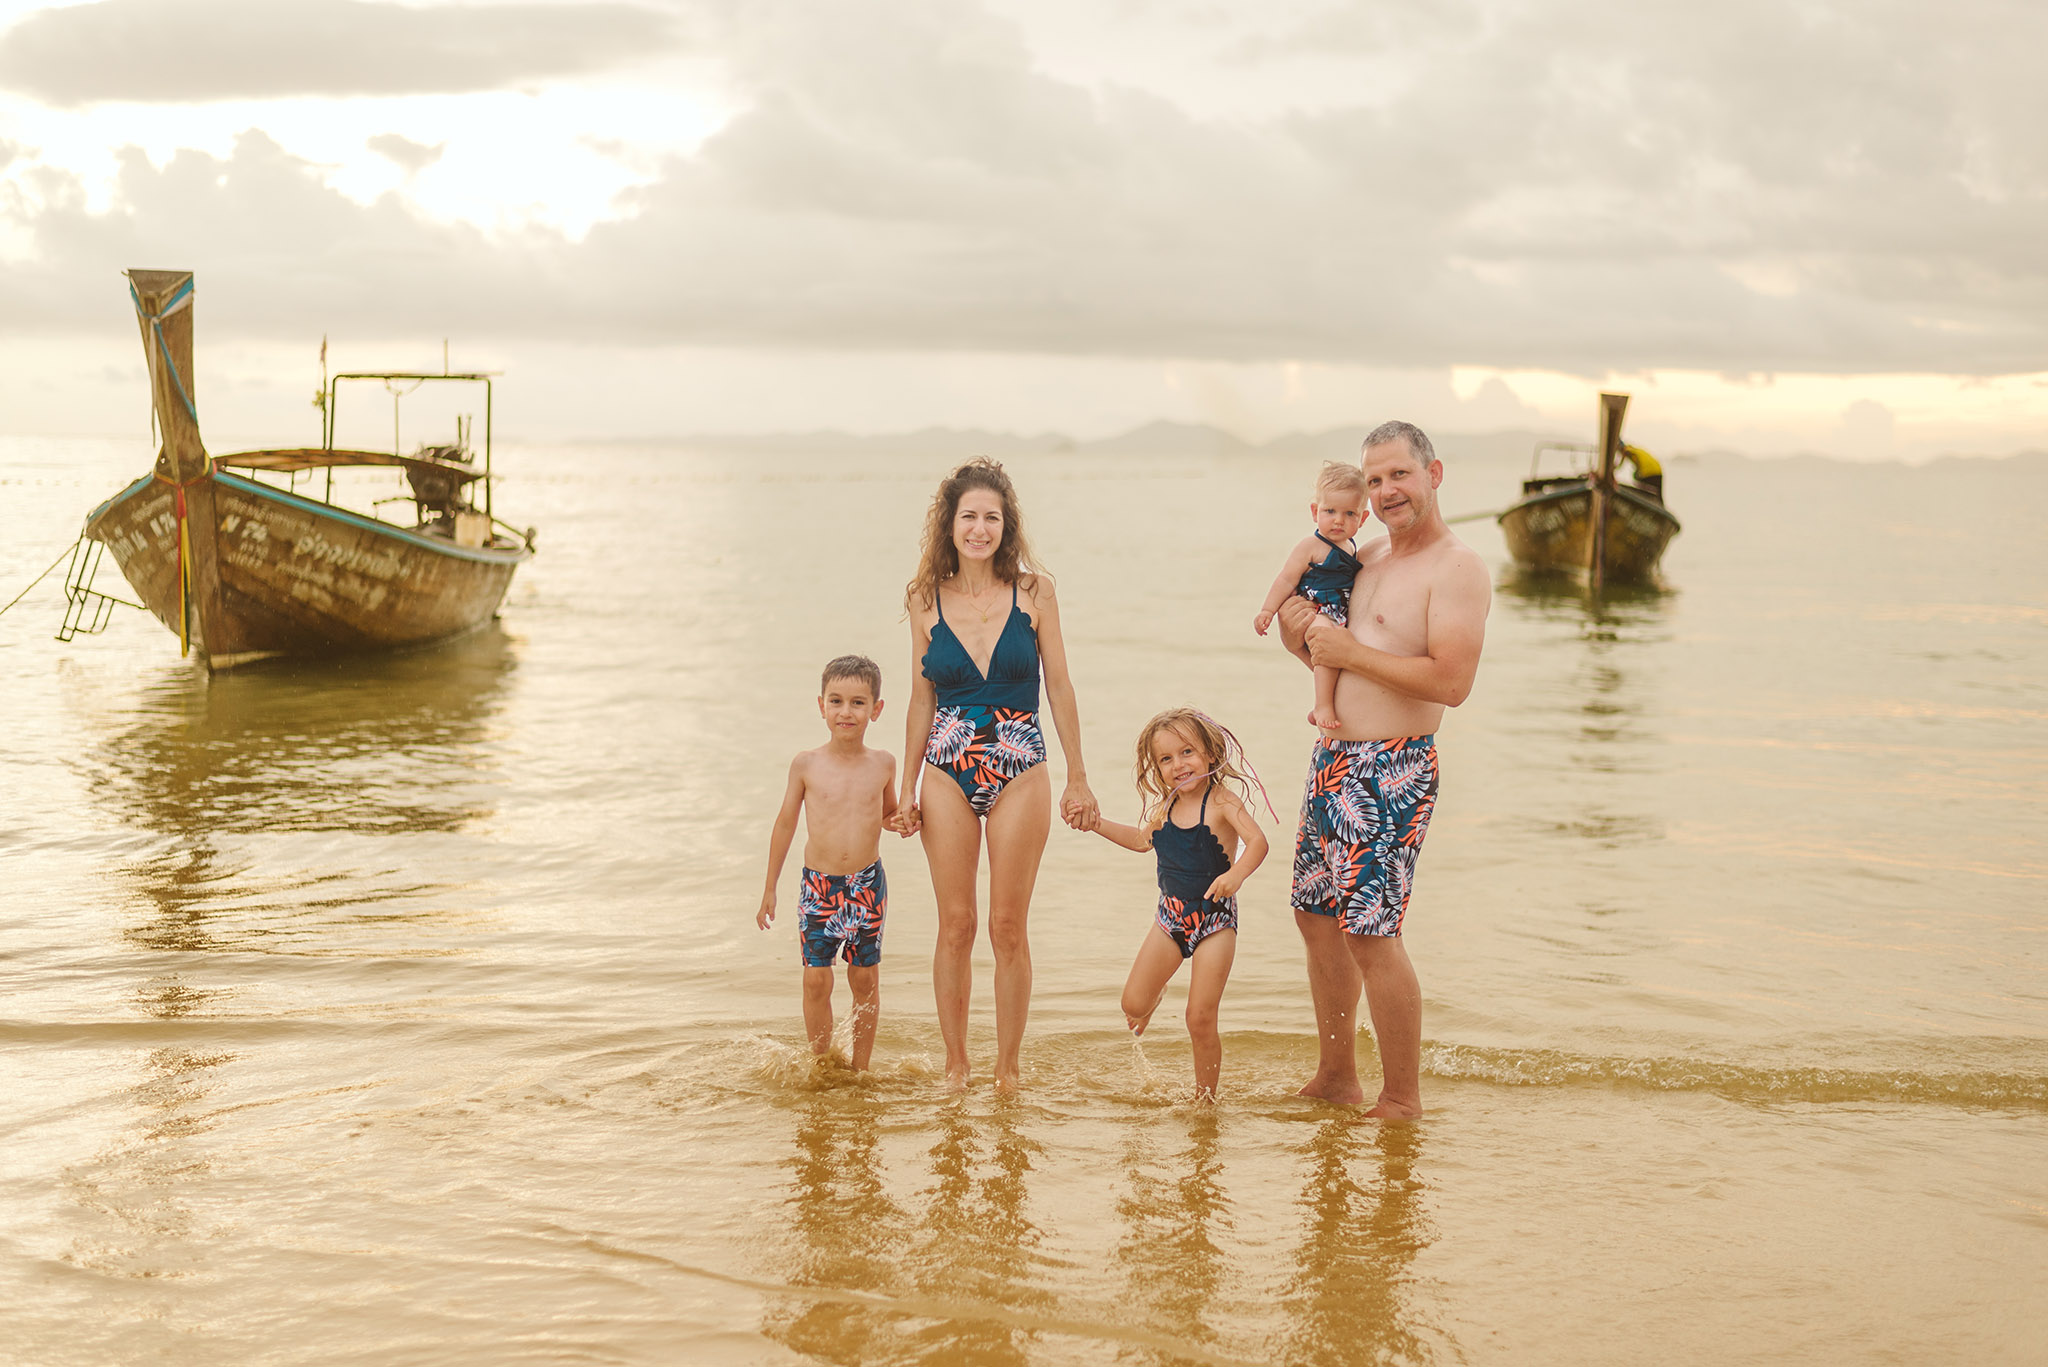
top-left (955, 578), bottom-right (1003, 623)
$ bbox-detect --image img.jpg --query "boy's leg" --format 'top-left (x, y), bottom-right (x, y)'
top-left (1311, 663), bottom-right (1342, 729)
top-left (1121, 926), bottom-right (1185, 1036)
top-left (846, 964), bottom-right (880, 1071)
top-left (801, 965), bottom-right (836, 1057)
top-left (1185, 929), bottom-right (1236, 1099)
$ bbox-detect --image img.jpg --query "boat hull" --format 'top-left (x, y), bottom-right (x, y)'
top-left (85, 470), bottom-right (529, 668)
top-left (1498, 480), bottom-right (1680, 582)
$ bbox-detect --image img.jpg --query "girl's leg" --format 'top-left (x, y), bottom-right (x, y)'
top-left (920, 767), bottom-right (984, 1089)
top-left (1311, 663), bottom-right (1342, 729)
top-left (1121, 926), bottom-right (1185, 1035)
top-left (982, 764), bottom-right (1051, 1091)
top-left (1185, 929), bottom-right (1237, 1100)
top-left (846, 964), bottom-right (880, 1071)
top-left (801, 965), bottom-right (836, 1057)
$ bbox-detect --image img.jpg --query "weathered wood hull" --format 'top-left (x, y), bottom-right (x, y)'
top-left (85, 470), bottom-right (529, 669)
top-left (1498, 480), bottom-right (1680, 582)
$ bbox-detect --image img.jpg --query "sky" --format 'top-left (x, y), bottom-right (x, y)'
top-left (1, 0), bottom-right (2044, 457)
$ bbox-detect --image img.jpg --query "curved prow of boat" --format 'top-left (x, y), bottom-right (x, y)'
top-left (1496, 391), bottom-right (1681, 586)
top-left (84, 270), bottom-right (534, 670)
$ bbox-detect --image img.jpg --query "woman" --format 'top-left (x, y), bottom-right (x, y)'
top-left (897, 459), bottom-right (1097, 1091)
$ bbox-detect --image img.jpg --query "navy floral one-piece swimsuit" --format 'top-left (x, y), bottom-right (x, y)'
top-left (1154, 782), bottom-right (1237, 958)
top-left (921, 582), bottom-right (1047, 817)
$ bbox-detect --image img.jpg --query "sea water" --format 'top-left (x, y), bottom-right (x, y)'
top-left (2, 435), bottom-right (2043, 1364)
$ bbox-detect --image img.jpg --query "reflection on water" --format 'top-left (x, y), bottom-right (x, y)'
top-left (763, 1093), bottom-right (910, 1364)
top-left (764, 1100), bottom-right (1055, 1366)
top-left (901, 1107), bottom-right (1048, 1364)
top-left (61, 982), bottom-right (237, 1288)
top-left (1113, 1112), bottom-right (1230, 1359)
top-left (81, 626), bottom-right (519, 836)
top-left (1282, 1120), bottom-right (1436, 1367)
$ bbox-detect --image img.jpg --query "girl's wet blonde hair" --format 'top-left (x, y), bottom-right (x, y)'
top-left (1134, 707), bottom-right (1262, 823)
top-left (904, 458), bottom-right (1048, 611)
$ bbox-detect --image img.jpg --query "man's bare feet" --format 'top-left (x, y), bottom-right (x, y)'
top-left (1296, 1072), bottom-right (1367, 1106)
top-left (992, 1067), bottom-right (1021, 1093)
top-left (1363, 1095), bottom-right (1423, 1120)
top-left (944, 1064), bottom-right (971, 1091)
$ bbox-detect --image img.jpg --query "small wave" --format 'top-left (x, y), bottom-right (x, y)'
top-left (1420, 1041), bottom-right (2048, 1112)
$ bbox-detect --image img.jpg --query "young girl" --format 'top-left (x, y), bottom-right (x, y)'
top-left (1253, 461), bottom-right (1369, 731)
top-left (1084, 708), bottom-right (1270, 1100)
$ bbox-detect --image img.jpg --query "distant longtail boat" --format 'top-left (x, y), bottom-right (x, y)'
top-left (72, 269), bottom-right (535, 669)
top-left (1496, 392), bottom-right (1680, 587)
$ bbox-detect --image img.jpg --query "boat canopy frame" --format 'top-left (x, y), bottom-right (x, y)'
top-left (320, 369), bottom-right (500, 522)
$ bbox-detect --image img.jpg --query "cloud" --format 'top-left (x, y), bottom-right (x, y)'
top-left (0, 0), bottom-right (677, 104)
top-left (368, 133), bottom-right (445, 174)
top-left (3, 0), bottom-right (2046, 377)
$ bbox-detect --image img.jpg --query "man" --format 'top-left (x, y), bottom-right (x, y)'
top-left (1276, 419), bottom-right (1490, 1117)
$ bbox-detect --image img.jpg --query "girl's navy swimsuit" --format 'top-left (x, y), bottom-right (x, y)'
top-left (1153, 781), bottom-right (1238, 958)
top-left (1297, 531), bottom-right (1362, 625)
top-left (920, 581), bottom-right (1047, 816)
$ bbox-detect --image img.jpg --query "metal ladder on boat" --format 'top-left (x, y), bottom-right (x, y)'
top-left (54, 533), bottom-right (141, 641)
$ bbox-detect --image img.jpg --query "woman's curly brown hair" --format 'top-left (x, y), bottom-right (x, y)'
top-left (904, 458), bottom-right (1049, 611)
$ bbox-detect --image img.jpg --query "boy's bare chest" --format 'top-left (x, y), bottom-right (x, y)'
top-left (808, 756), bottom-right (886, 810)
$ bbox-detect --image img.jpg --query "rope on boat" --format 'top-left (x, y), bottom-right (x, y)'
top-left (0, 543), bottom-right (74, 620)
top-left (1444, 508), bottom-right (1504, 525)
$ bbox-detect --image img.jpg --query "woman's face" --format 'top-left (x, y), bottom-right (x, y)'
top-left (951, 488), bottom-right (1006, 564)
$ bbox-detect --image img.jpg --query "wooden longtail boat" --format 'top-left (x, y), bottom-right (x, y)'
top-left (76, 269), bottom-right (534, 670)
top-left (1496, 392), bottom-right (1680, 587)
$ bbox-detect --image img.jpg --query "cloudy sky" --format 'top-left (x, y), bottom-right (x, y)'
top-left (2, 0), bottom-right (2043, 456)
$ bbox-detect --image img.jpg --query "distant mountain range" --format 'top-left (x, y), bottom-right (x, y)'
top-left (658, 419), bottom-right (1557, 464)
top-left (591, 420), bottom-right (2047, 469)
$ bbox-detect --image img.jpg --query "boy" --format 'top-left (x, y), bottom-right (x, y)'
top-left (756, 655), bottom-right (899, 1070)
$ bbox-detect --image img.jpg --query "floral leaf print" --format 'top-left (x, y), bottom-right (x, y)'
top-left (929, 708), bottom-right (975, 766)
top-left (1375, 747), bottom-right (1435, 808)
top-left (1325, 775), bottom-right (1381, 845)
top-left (988, 716), bottom-right (1046, 776)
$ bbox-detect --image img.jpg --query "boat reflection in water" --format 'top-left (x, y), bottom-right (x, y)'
top-left (87, 624), bottom-right (519, 840)
top-left (85, 625), bottom-right (518, 962)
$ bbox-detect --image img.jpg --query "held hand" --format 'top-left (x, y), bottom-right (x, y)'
top-left (1276, 594), bottom-right (1318, 637)
top-left (756, 896), bottom-right (776, 930)
top-left (894, 800), bottom-right (922, 838)
top-left (1059, 778), bottom-right (1099, 831)
top-left (1303, 613), bottom-right (1344, 667)
top-left (1253, 609), bottom-right (1274, 636)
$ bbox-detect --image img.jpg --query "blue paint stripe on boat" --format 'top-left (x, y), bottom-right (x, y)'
top-left (87, 471), bottom-right (530, 565)
top-left (214, 473), bottom-right (530, 564)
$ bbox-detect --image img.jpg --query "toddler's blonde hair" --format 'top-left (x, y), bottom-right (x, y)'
top-left (1315, 460), bottom-right (1367, 502)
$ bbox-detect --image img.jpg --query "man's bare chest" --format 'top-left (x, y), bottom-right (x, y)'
top-left (1349, 561), bottom-right (1432, 654)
